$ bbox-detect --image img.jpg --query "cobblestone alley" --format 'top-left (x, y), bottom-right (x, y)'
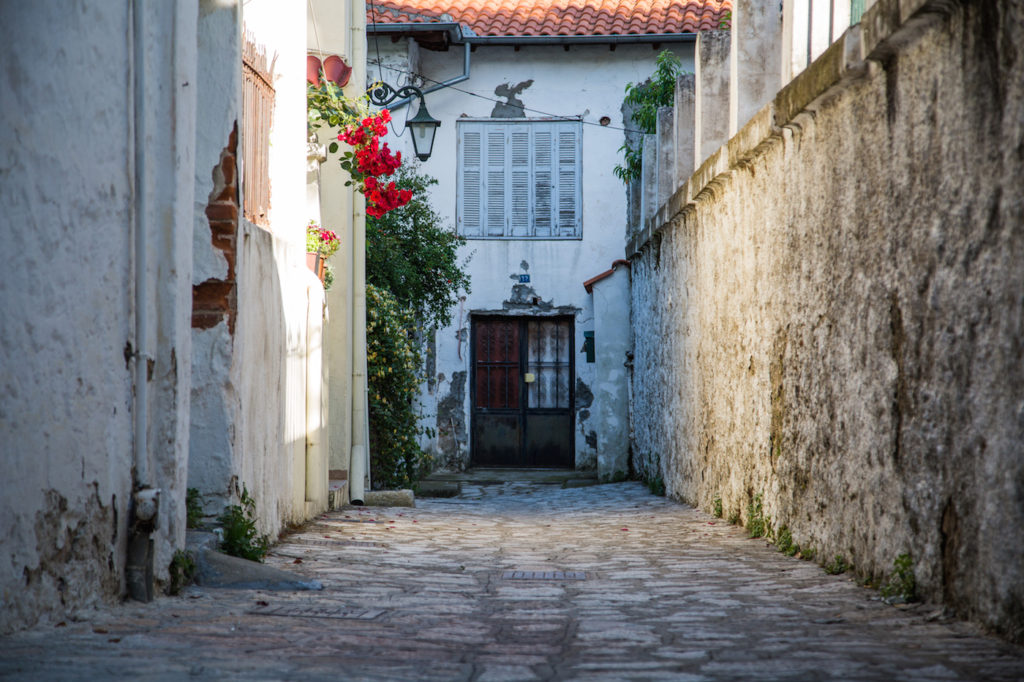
top-left (2, 480), bottom-right (1023, 681)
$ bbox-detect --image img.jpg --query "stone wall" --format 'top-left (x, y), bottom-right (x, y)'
top-left (629, 0), bottom-right (1024, 640)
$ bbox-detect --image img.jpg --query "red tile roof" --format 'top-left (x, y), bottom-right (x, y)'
top-left (367, 1), bottom-right (731, 37)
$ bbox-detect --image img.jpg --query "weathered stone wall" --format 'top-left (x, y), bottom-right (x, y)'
top-left (630, 0), bottom-right (1024, 640)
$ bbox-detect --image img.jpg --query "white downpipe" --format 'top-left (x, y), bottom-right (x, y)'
top-left (133, 0), bottom-right (150, 490)
top-left (348, 0), bottom-right (369, 504)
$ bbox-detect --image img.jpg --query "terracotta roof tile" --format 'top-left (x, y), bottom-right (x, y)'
top-left (368, 1), bottom-right (731, 37)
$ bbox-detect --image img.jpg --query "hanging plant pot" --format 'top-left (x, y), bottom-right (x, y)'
top-left (306, 252), bottom-right (325, 285)
top-left (306, 55), bottom-right (322, 87)
top-left (322, 55), bottom-right (352, 87)
top-left (316, 255), bottom-right (326, 285)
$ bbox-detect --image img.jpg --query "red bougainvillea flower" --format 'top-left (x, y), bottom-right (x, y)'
top-left (336, 109), bottom-right (412, 217)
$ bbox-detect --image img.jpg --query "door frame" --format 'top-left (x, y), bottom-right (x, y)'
top-left (469, 314), bottom-right (576, 468)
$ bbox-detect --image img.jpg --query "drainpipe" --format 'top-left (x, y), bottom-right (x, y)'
top-left (127, 0), bottom-right (159, 602)
top-left (349, 0), bottom-right (369, 504)
top-left (382, 42), bottom-right (471, 112)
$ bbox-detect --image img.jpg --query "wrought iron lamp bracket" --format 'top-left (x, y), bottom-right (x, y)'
top-left (367, 83), bottom-right (426, 109)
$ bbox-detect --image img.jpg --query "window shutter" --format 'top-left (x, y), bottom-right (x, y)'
top-left (556, 126), bottom-right (580, 237)
top-left (533, 126), bottom-right (553, 237)
top-left (486, 129), bottom-right (506, 236)
top-left (458, 120), bottom-right (580, 239)
top-left (509, 129), bottom-right (531, 237)
top-left (459, 126), bottom-right (482, 236)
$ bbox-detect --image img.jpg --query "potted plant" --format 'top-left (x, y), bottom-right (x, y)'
top-left (306, 220), bottom-right (340, 286)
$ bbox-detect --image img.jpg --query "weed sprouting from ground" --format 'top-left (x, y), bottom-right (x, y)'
top-left (647, 474), bottom-right (666, 496)
top-left (712, 496), bottom-right (723, 518)
top-left (168, 550), bottom-right (196, 595)
top-left (746, 493), bottom-right (770, 539)
top-left (775, 526), bottom-right (799, 556)
top-left (186, 487), bottom-right (203, 529)
top-left (824, 554), bottom-right (851, 575)
top-left (217, 486), bottom-right (270, 562)
top-left (881, 552), bottom-right (917, 603)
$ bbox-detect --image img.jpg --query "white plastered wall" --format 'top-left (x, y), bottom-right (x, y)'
top-left (0, 0), bottom-right (197, 630)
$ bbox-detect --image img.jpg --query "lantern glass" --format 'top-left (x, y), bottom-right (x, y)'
top-left (407, 100), bottom-right (441, 162)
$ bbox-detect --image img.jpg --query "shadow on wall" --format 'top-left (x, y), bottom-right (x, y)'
top-left (435, 370), bottom-right (468, 470)
top-left (188, 126), bottom-right (320, 536)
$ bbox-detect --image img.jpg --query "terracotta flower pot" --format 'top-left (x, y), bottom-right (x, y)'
top-left (306, 55), bottom-right (322, 87)
top-left (322, 55), bottom-right (352, 87)
top-left (306, 252), bottom-right (325, 284)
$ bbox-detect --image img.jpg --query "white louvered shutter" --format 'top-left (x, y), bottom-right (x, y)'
top-left (509, 128), bottom-right (531, 237)
top-left (533, 125), bottom-right (553, 237)
top-left (458, 126), bottom-right (482, 236)
top-left (459, 120), bottom-right (580, 239)
top-left (556, 125), bottom-right (580, 237)
top-left (486, 128), bottom-right (506, 236)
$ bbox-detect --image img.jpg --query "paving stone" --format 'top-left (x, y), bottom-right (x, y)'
top-left (1, 481), bottom-right (1023, 680)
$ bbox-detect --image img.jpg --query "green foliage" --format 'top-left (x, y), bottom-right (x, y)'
top-left (217, 487), bottom-right (270, 562)
top-left (727, 510), bottom-right (741, 525)
top-left (363, 165), bottom-right (471, 489)
top-left (775, 526), bottom-right (799, 556)
top-left (647, 474), bottom-right (666, 497)
top-left (186, 487), bottom-right (203, 529)
top-left (824, 554), bottom-right (851, 575)
top-left (719, 10), bottom-right (732, 30)
top-left (614, 50), bottom-right (686, 183)
top-left (168, 550), bottom-right (196, 595)
top-left (712, 496), bottom-right (723, 519)
top-left (366, 284), bottom-right (433, 489)
top-left (747, 493), bottom-right (770, 539)
top-left (307, 80), bottom-right (361, 154)
top-left (881, 553), bottom-right (917, 602)
top-left (800, 546), bottom-right (816, 561)
top-left (602, 470), bottom-right (629, 484)
top-left (366, 164), bottom-right (471, 330)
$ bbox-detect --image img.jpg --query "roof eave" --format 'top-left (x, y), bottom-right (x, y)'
top-left (367, 23), bottom-right (698, 46)
top-left (367, 22), bottom-right (469, 44)
top-left (465, 32), bottom-right (698, 46)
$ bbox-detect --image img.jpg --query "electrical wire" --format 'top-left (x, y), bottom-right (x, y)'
top-left (365, 57), bottom-right (647, 135)
top-left (369, 0), bottom-right (409, 138)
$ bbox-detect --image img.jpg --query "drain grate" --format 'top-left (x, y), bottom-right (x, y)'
top-left (248, 605), bottom-right (384, 620)
top-left (289, 539), bottom-right (383, 548)
top-left (502, 570), bottom-right (587, 581)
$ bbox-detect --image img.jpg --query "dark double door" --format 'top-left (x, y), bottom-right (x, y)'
top-left (471, 316), bottom-right (574, 468)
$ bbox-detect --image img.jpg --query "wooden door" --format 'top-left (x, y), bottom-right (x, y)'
top-left (471, 317), bottom-right (574, 468)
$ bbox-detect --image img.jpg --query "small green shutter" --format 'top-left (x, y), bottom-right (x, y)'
top-left (850, 0), bottom-right (865, 24)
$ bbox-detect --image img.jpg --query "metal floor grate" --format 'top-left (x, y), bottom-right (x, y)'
top-left (501, 570), bottom-right (586, 581)
top-left (248, 605), bottom-right (384, 620)
top-left (289, 539), bottom-right (383, 548)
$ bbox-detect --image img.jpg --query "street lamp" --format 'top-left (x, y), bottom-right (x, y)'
top-left (367, 83), bottom-right (441, 162)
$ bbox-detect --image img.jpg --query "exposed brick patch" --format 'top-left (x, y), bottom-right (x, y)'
top-left (193, 123), bottom-right (239, 334)
top-left (192, 280), bottom-right (236, 331)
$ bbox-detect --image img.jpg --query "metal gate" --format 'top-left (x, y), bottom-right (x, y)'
top-left (471, 316), bottom-right (574, 467)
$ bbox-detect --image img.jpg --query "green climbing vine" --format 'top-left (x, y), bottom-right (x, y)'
top-left (614, 50), bottom-right (686, 183)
